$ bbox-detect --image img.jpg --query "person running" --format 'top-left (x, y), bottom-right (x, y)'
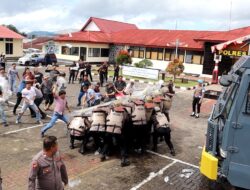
top-left (7, 63), bottom-right (20, 93)
top-left (41, 90), bottom-right (71, 137)
top-left (41, 75), bottom-right (54, 111)
top-left (16, 81), bottom-right (42, 124)
top-left (190, 79), bottom-right (205, 118)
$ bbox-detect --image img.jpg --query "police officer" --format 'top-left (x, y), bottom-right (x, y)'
top-left (28, 136), bottom-right (68, 190)
top-left (151, 107), bottom-right (175, 156)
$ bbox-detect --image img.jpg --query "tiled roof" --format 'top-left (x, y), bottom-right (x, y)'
top-left (0, 25), bottom-right (24, 39)
top-left (81, 17), bottom-right (138, 33)
top-left (111, 29), bottom-right (219, 50)
top-left (23, 37), bottom-right (53, 49)
top-left (54, 31), bottom-right (111, 43)
top-left (195, 26), bottom-right (250, 42)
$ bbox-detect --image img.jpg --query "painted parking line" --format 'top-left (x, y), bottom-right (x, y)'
top-left (130, 161), bottom-right (177, 190)
top-left (147, 150), bottom-right (199, 169)
top-left (3, 123), bottom-right (44, 135)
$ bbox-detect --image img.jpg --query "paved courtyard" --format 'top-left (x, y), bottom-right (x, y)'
top-left (0, 63), bottom-right (234, 190)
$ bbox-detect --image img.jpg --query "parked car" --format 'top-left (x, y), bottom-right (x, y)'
top-left (31, 53), bottom-right (57, 66)
top-left (18, 53), bottom-right (42, 66)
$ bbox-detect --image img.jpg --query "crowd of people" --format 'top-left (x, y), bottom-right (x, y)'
top-left (0, 59), bottom-right (206, 190)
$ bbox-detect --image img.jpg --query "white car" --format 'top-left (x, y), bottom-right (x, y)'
top-left (18, 53), bottom-right (42, 66)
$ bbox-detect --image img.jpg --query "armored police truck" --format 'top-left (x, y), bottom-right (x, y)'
top-left (200, 56), bottom-right (250, 189)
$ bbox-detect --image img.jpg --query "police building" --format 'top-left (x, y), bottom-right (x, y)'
top-left (44, 17), bottom-right (250, 76)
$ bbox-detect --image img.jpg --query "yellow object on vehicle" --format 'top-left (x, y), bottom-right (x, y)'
top-left (200, 147), bottom-right (218, 180)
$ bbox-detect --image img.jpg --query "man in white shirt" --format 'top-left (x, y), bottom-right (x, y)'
top-left (82, 84), bottom-right (96, 107)
top-left (16, 81), bottom-right (42, 124)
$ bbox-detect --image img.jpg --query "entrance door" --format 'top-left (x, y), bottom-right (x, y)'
top-left (80, 47), bottom-right (87, 61)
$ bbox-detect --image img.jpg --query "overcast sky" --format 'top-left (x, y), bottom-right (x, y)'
top-left (0, 0), bottom-right (250, 32)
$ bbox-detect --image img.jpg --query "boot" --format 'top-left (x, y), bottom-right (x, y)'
top-left (170, 148), bottom-right (176, 156)
top-left (121, 157), bottom-right (130, 167)
top-left (190, 112), bottom-right (195, 117)
top-left (100, 154), bottom-right (106, 162)
top-left (152, 145), bottom-right (158, 152)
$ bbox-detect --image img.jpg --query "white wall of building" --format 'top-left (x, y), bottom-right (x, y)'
top-left (43, 41), bottom-right (109, 62)
top-left (132, 58), bottom-right (203, 75)
top-left (83, 21), bottom-right (100, 31)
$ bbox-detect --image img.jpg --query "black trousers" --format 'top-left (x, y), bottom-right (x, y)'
top-left (30, 98), bottom-right (46, 117)
top-left (113, 72), bottom-right (119, 82)
top-left (104, 72), bottom-right (108, 82)
top-left (133, 125), bottom-right (147, 152)
top-left (153, 127), bottom-right (174, 150)
top-left (192, 97), bottom-right (201, 113)
top-left (13, 92), bottom-right (33, 114)
top-left (99, 72), bottom-right (105, 86)
top-left (86, 72), bottom-right (93, 82)
top-left (69, 70), bottom-right (76, 83)
top-left (44, 93), bottom-right (54, 106)
top-left (101, 133), bottom-right (128, 158)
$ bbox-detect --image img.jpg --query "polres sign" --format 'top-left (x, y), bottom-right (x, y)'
top-left (122, 66), bottom-right (159, 80)
top-left (218, 49), bottom-right (248, 57)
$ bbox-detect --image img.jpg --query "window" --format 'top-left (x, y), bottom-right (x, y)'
top-left (131, 47), bottom-right (145, 58)
top-left (0, 38), bottom-right (3, 41)
top-left (185, 51), bottom-right (203, 64)
top-left (88, 48), bottom-right (100, 57)
top-left (164, 50), bottom-right (171, 61)
top-left (5, 43), bottom-right (13, 54)
top-left (157, 48), bottom-right (164, 60)
top-left (139, 47), bottom-right (145, 58)
top-left (146, 48), bottom-right (164, 60)
top-left (71, 47), bottom-right (79, 56)
top-left (5, 38), bottom-right (13, 42)
top-left (101, 48), bottom-right (109, 57)
top-left (61, 46), bottom-right (79, 56)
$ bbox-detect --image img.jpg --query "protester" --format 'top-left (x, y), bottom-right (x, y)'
top-left (30, 83), bottom-right (46, 119)
top-left (16, 81), bottom-right (42, 124)
top-left (124, 81), bottom-right (135, 96)
top-left (49, 64), bottom-right (60, 83)
top-left (105, 82), bottom-right (116, 102)
top-left (28, 136), bottom-right (68, 190)
top-left (33, 67), bottom-right (43, 84)
top-left (56, 72), bottom-right (67, 91)
top-left (0, 89), bottom-right (8, 127)
top-left (85, 62), bottom-right (92, 82)
top-left (41, 90), bottom-right (71, 137)
top-left (114, 76), bottom-right (126, 96)
top-left (22, 67), bottom-right (35, 81)
top-left (68, 61), bottom-right (77, 84)
top-left (82, 84), bottom-right (96, 107)
top-left (77, 75), bottom-right (91, 106)
top-left (113, 64), bottom-right (120, 82)
top-left (7, 63), bottom-right (20, 93)
top-left (93, 83), bottom-right (102, 105)
top-left (41, 75), bottom-right (54, 111)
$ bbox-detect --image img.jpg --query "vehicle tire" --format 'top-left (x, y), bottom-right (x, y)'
top-left (25, 61), bottom-right (30, 66)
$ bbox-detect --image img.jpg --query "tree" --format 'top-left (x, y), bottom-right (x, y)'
top-left (134, 59), bottom-right (153, 68)
top-left (116, 50), bottom-right (132, 65)
top-left (166, 58), bottom-right (185, 82)
top-left (2, 24), bottom-right (27, 37)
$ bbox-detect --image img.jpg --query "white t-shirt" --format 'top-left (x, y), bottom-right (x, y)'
top-left (21, 87), bottom-right (36, 105)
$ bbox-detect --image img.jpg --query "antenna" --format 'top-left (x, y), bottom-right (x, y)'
top-left (229, 0), bottom-right (232, 30)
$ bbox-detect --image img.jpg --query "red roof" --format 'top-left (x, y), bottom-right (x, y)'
top-left (54, 17), bottom-right (250, 50)
top-left (196, 26), bottom-right (250, 42)
top-left (23, 37), bottom-right (53, 49)
top-left (54, 31), bottom-right (111, 44)
top-left (0, 25), bottom-right (24, 39)
top-left (111, 29), bottom-right (218, 50)
top-left (81, 17), bottom-right (138, 33)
